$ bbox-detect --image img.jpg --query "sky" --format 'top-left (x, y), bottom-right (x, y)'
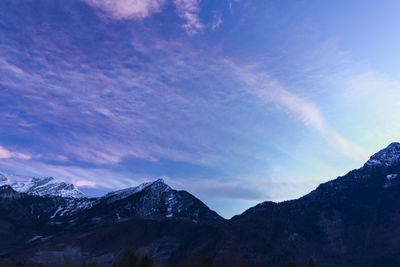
top-left (0, 0), bottom-right (400, 218)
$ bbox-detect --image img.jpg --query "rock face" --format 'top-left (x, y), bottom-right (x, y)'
top-left (0, 185), bottom-right (20, 200)
top-left (92, 179), bottom-right (224, 223)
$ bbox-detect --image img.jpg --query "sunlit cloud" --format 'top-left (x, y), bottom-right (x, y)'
top-left (173, 0), bottom-right (204, 35)
top-left (81, 0), bottom-right (205, 35)
top-left (75, 180), bottom-right (97, 187)
top-left (0, 146), bottom-right (31, 160)
top-left (82, 0), bottom-right (166, 19)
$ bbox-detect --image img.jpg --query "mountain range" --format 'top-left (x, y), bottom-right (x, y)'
top-left (0, 174), bottom-right (85, 198)
top-left (2, 143), bottom-right (400, 266)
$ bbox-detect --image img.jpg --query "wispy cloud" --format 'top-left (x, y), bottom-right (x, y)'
top-left (211, 12), bottom-right (223, 31)
top-left (2, 0), bottom-right (398, 218)
top-left (0, 18), bottom-right (369, 173)
top-left (228, 62), bottom-right (369, 162)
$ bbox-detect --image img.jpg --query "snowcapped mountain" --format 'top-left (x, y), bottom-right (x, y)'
top-left (102, 180), bottom-right (154, 203)
top-left (0, 174), bottom-right (223, 224)
top-left (0, 173), bottom-right (86, 198)
top-left (0, 173), bottom-right (224, 225)
top-left (365, 142), bottom-right (400, 167)
top-left (76, 178), bottom-right (224, 224)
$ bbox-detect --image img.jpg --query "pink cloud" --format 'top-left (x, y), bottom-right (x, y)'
top-left (173, 0), bottom-right (204, 35)
top-left (0, 146), bottom-right (31, 160)
top-left (81, 0), bottom-right (205, 35)
top-left (0, 146), bottom-right (11, 159)
top-left (75, 180), bottom-right (97, 187)
top-left (83, 0), bottom-right (166, 20)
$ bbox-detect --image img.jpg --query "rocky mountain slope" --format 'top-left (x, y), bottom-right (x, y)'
top-left (172, 142), bottom-right (400, 267)
top-left (0, 177), bottom-right (224, 266)
top-left (85, 178), bottom-right (224, 224)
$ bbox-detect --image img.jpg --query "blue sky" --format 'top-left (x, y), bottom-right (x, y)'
top-left (0, 0), bottom-right (399, 218)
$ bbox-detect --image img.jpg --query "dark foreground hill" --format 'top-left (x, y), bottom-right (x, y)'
top-left (3, 143), bottom-right (400, 266)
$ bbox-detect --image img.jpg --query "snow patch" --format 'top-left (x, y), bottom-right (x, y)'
top-left (50, 206), bottom-right (63, 219)
top-left (27, 236), bottom-right (43, 243)
top-left (387, 174), bottom-right (398, 180)
top-left (384, 174), bottom-right (399, 188)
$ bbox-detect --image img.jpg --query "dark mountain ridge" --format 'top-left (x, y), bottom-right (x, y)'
top-left (199, 142), bottom-right (400, 267)
top-left (2, 143), bottom-right (400, 266)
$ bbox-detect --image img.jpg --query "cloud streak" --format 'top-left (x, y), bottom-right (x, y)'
top-left (228, 62), bottom-right (369, 162)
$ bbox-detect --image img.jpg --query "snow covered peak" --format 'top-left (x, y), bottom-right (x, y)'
top-left (149, 178), bottom-right (171, 191)
top-left (0, 173), bottom-right (86, 198)
top-left (26, 177), bottom-right (86, 198)
top-left (365, 142), bottom-right (400, 167)
top-left (103, 178), bottom-right (170, 203)
top-left (103, 181), bottom-right (152, 201)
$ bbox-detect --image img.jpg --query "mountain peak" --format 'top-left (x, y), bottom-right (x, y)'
top-left (153, 178), bottom-right (165, 184)
top-left (149, 178), bottom-right (171, 192)
top-left (103, 178), bottom-right (170, 203)
top-left (0, 174), bottom-right (86, 198)
top-left (365, 142), bottom-right (400, 167)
